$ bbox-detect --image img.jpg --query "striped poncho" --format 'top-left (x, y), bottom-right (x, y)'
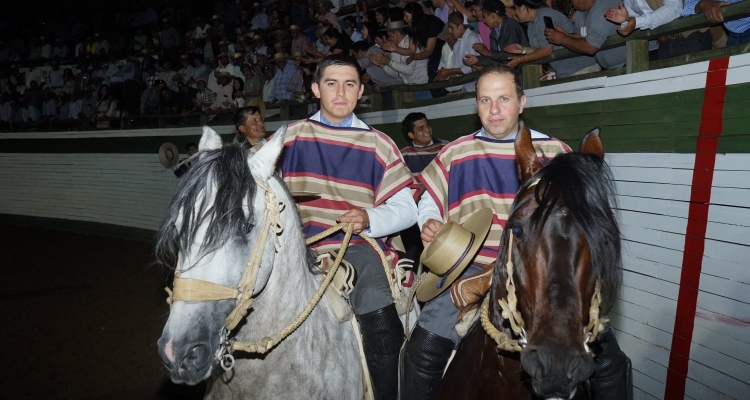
top-left (280, 118), bottom-right (415, 255)
top-left (418, 129), bottom-right (570, 267)
top-left (400, 139), bottom-right (452, 176)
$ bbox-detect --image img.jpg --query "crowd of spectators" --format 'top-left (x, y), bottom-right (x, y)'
top-left (0, 0), bottom-right (747, 131)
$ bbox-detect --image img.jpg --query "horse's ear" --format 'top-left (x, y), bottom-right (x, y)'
top-left (579, 128), bottom-right (604, 160)
top-left (514, 124), bottom-right (543, 182)
top-left (248, 124), bottom-right (287, 182)
top-left (199, 126), bottom-right (222, 151)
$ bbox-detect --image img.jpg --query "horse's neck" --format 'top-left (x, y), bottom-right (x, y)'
top-left (235, 196), bottom-right (320, 340)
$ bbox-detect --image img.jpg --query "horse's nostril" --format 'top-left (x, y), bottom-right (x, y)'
top-left (185, 344), bottom-right (209, 368)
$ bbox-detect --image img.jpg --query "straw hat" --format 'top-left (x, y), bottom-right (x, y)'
top-left (233, 52), bottom-right (244, 59)
top-left (416, 208), bottom-right (493, 302)
top-left (290, 25), bottom-right (301, 31)
top-left (158, 142), bottom-right (180, 168)
top-left (381, 20), bottom-right (408, 31)
top-left (272, 52), bottom-right (288, 61)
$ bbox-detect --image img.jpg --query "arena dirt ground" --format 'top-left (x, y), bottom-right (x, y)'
top-left (0, 224), bottom-right (205, 400)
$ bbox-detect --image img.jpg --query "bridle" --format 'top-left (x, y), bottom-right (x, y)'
top-left (480, 179), bottom-right (608, 354)
top-left (165, 175), bottom-right (286, 370)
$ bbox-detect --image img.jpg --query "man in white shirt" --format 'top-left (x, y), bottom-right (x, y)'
top-left (40, 37), bottom-right (52, 59)
top-left (437, 31), bottom-right (462, 93)
top-left (604, 0), bottom-right (682, 36)
top-left (158, 60), bottom-right (179, 92)
top-left (49, 62), bottom-right (65, 93)
top-left (250, 3), bottom-right (269, 30)
top-left (370, 21), bottom-right (432, 100)
top-left (53, 39), bottom-right (69, 58)
top-left (434, 12), bottom-right (481, 92)
top-left (208, 53), bottom-right (232, 94)
top-left (261, 66), bottom-right (276, 103)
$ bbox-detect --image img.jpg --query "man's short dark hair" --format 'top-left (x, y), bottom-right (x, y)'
top-left (402, 112), bottom-right (427, 143)
top-left (352, 41), bottom-right (370, 53)
top-left (323, 28), bottom-right (340, 40)
top-left (477, 64), bottom-right (524, 100)
top-left (234, 106), bottom-right (262, 131)
top-left (313, 54), bottom-right (363, 85)
top-left (447, 11), bottom-right (465, 26)
top-left (185, 142), bottom-right (198, 151)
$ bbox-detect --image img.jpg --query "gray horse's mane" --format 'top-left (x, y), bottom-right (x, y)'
top-left (155, 144), bottom-right (257, 269)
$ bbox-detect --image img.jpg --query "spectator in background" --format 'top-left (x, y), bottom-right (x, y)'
top-left (261, 66), bottom-right (277, 103)
top-left (49, 62), bottom-right (65, 94)
top-left (241, 63), bottom-right (263, 101)
top-left (604, 0), bottom-right (682, 37)
top-left (141, 79), bottom-right (165, 114)
top-left (353, 39), bottom-right (403, 91)
top-left (96, 33), bottom-right (109, 55)
top-left (403, 3), bottom-right (446, 85)
top-left (268, 53), bottom-right (299, 103)
top-left (194, 79), bottom-right (216, 112)
top-left (324, 28), bottom-right (354, 56)
top-left (400, 112), bottom-right (451, 176)
top-left (230, 53), bottom-right (246, 80)
top-left (437, 30), bottom-right (463, 93)
top-left (40, 37), bottom-right (52, 59)
top-left (433, 0), bottom-right (453, 23)
top-left (161, 19), bottom-right (181, 51)
top-left (434, 12), bottom-right (481, 93)
top-left (504, 0), bottom-right (599, 78)
top-left (188, 56), bottom-right (211, 89)
top-left (62, 69), bottom-right (76, 94)
top-left (210, 15), bottom-right (226, 36)
top-left (235, 106), bottom-right (267, 152)
top-left (683, 0), bottom-right (750, 46)
top-left (251, 3), bottom-right (270, 30)
top-left (253, 35), bottom-right (269, 58)
top-left (68, 92), bottom-right (84, 120)
top-left (210, 71), bottom-right (234, 110)
top-left (24, 81), bottom-right (43, 111)
top-left (316, 0), bottom-right (341, 29)
top-left (463, 0), bottom-right (528, 68)
top-left (291, 25), bottom-right (312, 56)
top-left (544, 0), bottom-right (626, 71)
top-left (371, 21), bottom-right (432, 100)
top-left (186, 142), bottom-right (199, 156)
top-left (159, 85), bottom-right (181, 114)
top-left (53, 39), bottom-right (69, 59)
top-left (42, 88), bottom-right (58, 120)
top-left (94, 84), bottom-right (112, 127)
top-left (342, 20), bottom-right (364, 42)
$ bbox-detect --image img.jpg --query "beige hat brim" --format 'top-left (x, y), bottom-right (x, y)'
top-left (159, 142), bottom-right (180, 168)
top-left (416, 208), bottom-right (493, 302)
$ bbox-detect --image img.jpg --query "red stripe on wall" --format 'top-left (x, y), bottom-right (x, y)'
top-left (664, 57), bottom-right (730, 400)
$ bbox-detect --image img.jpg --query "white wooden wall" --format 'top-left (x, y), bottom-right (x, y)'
top-left (0, 153), bottom-right (178, 230)
top-left (608, 153), bottom-right (750, 400)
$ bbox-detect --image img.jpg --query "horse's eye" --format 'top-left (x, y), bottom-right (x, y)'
top-left (510, 224), bottom-right (523, 237)
top-left (241, 222), bottom-right (253, 234)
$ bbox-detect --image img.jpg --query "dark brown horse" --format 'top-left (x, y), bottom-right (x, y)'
top-left (437, 127), bottom-right (623, 400)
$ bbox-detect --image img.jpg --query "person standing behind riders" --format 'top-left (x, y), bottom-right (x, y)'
top-left (406, 64), bottom-right (630, 400)
top-left (278, 54), bottom-right (417, 400)
top-left (234, 106), bottom-right (267, 153)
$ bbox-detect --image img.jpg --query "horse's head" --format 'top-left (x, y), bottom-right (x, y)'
top-left (495, 127), bottom-right (621, 399)
top-left (155, 126), bottom-right (288, 385)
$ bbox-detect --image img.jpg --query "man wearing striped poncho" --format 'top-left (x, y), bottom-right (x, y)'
top-left (404, 65), bottom-right (630, 400)
top-left (279, 54), bottom-right (417, 400)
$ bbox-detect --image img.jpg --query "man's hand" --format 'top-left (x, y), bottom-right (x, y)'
top-left (506, 55), bottom-right (524, 68)
top-left (434, 68), bottom-right (450, 81)
top-left (380, 41), bottom-right (397, 52)
top-left (369, 53), bottom-right (391, 67)
top-left (421, 219), bottom-right (444, 247)
top-left (696, 0), bottom-right (730, 23)
top-left (463, 54), bottom-right (479, 66)
top-left (604, 3), bottom-right (629, 24)
top-left (472, 43), bottom-right (491, 57)
top-left (504, 44), bottom-right (524, 54)
top-left (405, 55), bottom-right (414, 64)
top-left (337, 209), bottom-right (370, 235)
top-left (544, 26), bottom-right (568, 45)
top-left (617, 17), bottom-right (636, 36)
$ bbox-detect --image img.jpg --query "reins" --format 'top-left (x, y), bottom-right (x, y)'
top-left (480, 179), bottom-right (609, 355)
top-left (165, 176), bottom-right (396, 371)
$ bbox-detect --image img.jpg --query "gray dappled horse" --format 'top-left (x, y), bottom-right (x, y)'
top-left (156, 127), bottom-right (362, 398)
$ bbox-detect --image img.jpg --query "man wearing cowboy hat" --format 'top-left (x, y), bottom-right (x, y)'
top-left (230, 52), bottom-right (246, 80)
top-left (250, 2), bottom-right (269, 30)
top-left (407, 64), bottom-right (630, 400)
top-left (278, 54), bottom-right (417, 400)
top-left (290, 25), bottom-right (311, 56)
top-left (267, 52), bottom-right (300, 104)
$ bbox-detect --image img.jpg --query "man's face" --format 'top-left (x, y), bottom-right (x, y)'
top-left (386, 30), bottom-right (399, 45)
top-left (187, 145), bottom-right (198, 155)
top-left (324, 35), bottom-right (337, 46)
top-left (274, 58), bottom-right (286, 69)
top-left (292, 29), bottom-right (300, 38)
top-left (197, 81), bottom-right (206, 90)
top-left (239, 112), bottom-right (266, 143)
top-left (471, 6), bottom-right (484, 21)
top-left (408, 118), bottom-right (433, 146)
top-left (311, 65), bottom-right (364, 125)
top-left (476, 72), bottom-right (526, 140)
top-left (219, 56), bottom-right (228, 66)
top-left (160, 89), bottom-right (170, 99)
top-left (483, 11), bottom-right (502, 29)
top-left (354, 50), bottom-right (367, 60)
top-left (448, 22), bottom-right (465, 40)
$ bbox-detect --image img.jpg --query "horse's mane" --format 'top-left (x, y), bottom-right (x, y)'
top-left (494, 150), bottom-right (622, 310)
top-left (155, 144), bottom-right (257, 269)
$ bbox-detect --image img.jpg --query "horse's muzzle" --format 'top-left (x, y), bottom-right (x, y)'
top-left (158, 336), bottom-right (214, 385)
top-left (520, 344), bottom-right (595, 399)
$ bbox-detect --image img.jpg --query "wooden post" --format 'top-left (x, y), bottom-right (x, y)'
top-left (280, 104), bottom-right (290, 121)
top-left (392, 89), bottom-right (404, 109)
top-left (370, 92), bottom-right (382, 112)
top-left (522, 64), bottom-right (541, 90)
top-left (626, 40), bottom-right (649, 74)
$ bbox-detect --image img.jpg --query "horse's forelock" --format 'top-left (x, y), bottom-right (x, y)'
top-left (155, 144), bottom-right (257, 269)
top-left (516, 151), bottom-right (622, 310)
